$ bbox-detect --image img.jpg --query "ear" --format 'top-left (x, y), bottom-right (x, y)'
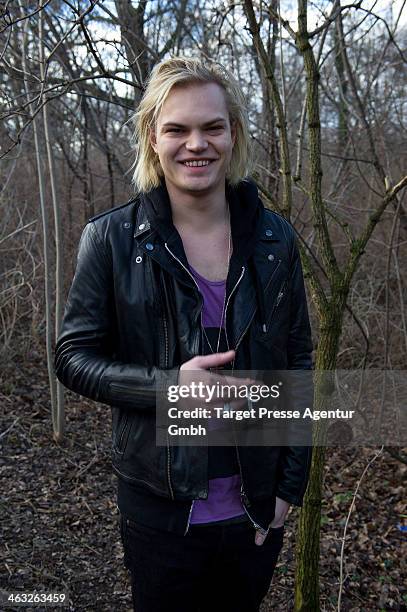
top-left (149, 125), bottom-right (158, 153)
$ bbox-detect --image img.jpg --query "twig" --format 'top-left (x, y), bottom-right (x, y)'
top-left (70, 453), bottom-right (99, 479)
top-left (0, 416), bottom-right (21, 440)
top-left (337, 446), bottom-right (384, 611)
top-left (0, 220), bottom-right (37, 246)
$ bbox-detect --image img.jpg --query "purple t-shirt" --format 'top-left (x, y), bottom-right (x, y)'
top-left (188, 265), bottom-right (245, 524)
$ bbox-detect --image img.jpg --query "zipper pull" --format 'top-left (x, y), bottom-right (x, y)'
top-left (241, 489), bottom-right (252, 508)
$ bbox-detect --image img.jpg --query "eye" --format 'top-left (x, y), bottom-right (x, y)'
top-left (166, 128), bottom-right (183, 133)
top-left (207, 125), bottom-right (224, 132)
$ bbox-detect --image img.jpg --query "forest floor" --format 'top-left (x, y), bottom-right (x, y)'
top-left (0, 353), bottom-right (406, 612)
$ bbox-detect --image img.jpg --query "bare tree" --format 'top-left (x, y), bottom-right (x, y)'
top-left (241, 0), bottom-right (407, 608)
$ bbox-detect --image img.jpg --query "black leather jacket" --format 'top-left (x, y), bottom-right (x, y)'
top-left (55, 179), bottom-right (313, 523)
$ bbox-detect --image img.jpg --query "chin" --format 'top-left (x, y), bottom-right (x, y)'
top-left (183, 181), bottom-right (213, 192)
top-left (180, 175), bottom-right (222, 194)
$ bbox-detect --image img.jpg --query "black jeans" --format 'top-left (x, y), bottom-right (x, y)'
top-left (120, 515), bottom-right (285, 612)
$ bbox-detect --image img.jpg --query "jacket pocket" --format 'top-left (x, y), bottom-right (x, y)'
top-left (266, 278), bottom-right (288, 329)
top-left (256, 277), bottom-right (289, 341)
top-left (114, 413), bottom-right (131, 455)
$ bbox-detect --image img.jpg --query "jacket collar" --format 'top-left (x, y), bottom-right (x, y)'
top-left (133, 207), bottom-right (151, 239)
top-left (135, 177), bottom-right (272, 255)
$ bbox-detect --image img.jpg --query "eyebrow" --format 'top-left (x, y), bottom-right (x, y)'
top-left (161, 118), bottom-right (227, 128)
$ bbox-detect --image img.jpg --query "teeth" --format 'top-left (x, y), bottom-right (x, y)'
top-left (183, 160), bottom-right (211, 167)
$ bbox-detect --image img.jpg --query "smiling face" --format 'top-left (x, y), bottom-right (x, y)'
top-left (150, 82), bottom-right (236, 198)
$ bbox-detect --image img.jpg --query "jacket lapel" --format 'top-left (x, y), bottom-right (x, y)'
top-left (227, 209), bottom-right (283, 349)
top-left (134, 200), bottom-right (197, 290)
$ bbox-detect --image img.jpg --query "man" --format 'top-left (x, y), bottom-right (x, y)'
top-left (55, 57), bottom-right (313, 612)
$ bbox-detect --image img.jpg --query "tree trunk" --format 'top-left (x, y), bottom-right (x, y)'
top-left (294, 306), bottom-right (345, 610)
top-left (39, 0), bottom-right (65, 441)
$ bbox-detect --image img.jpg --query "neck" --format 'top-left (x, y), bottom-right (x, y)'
top-left (165, 178), bottom-right (229, 232)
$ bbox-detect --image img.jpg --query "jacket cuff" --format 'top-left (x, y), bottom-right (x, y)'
top-left (275, 488), bottom-right (304, 507)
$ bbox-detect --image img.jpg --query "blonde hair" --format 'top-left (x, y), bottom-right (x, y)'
top-left (130, 56), bottom-right (252, 193)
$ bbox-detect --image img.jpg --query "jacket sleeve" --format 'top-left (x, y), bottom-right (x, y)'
top-left (54, 221), bottom-right (177, 411)
top-left (275, 232), bottom-right (313, 506)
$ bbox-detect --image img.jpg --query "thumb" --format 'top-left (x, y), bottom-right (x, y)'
top-left (255, 530), bottom-right (267, 546)
top-left (198, 350), bottom-right (235, 369)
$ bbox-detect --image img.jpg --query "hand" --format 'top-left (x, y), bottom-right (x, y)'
top-left (179, 351), bottom-right (256, 410)
top-left (254, 496), bottom-right (290, 546)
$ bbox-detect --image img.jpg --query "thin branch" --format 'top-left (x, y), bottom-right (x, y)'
top-left (344, 174), bottom-right (407, 287)
top-left (0, 0), bottom-right (53, 34)
top-left (338, 446), bottom-right (384, 611)
top-left (0, 220), bottom-right (37, 247)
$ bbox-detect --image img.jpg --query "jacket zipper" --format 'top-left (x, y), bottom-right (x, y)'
top-left (164, 314), bottom-right (175, 500)
top-left (223, 266), bottom-right (245, 355)
top-left (164, 243), bottom-right (204, 529)
top-left (162, 308), bottom-right (169, 371)
top-left (160, 282), bottom-right (175, 501)
top-left (263, 277), bottom-right (287, 333)
top-left (234, 438), bottom-right (268, 535)
top-left (234, 310), bottom-right (256, 354)
top-left (163, 319), bottom-right (173, 501)
top-left (225, 265), bottom-right (289, 536)
top-left (184, 499), bottom-right (195, 536)
top-left (222, 266), bottom-right (267, 534)
top-left (116, 415), bottom-right (129, 452)
top-left (232, 272), bottom-right (288, 533)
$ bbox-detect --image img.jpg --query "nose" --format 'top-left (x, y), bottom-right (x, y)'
top-left (185, 130), bottom-right (208, 152)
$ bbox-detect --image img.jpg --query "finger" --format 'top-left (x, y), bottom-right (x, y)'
top-left (255, 531), bottom-right (267, 546)
top-left (197, 350), bottom-right (236, 369)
